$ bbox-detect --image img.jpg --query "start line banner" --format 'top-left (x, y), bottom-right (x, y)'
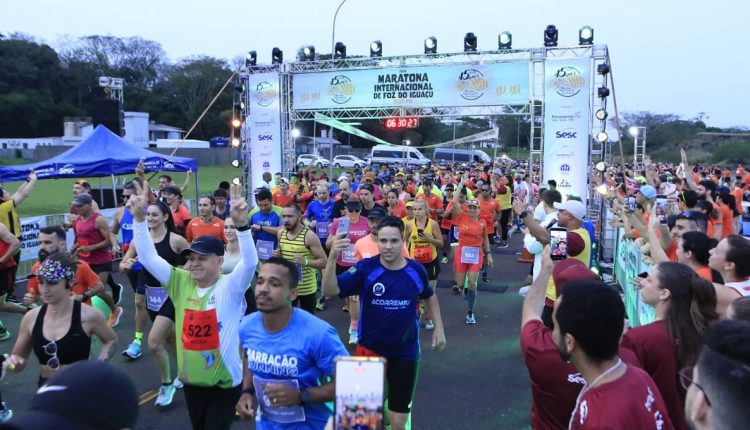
top-left (292, 63), bottom-right (530, 110)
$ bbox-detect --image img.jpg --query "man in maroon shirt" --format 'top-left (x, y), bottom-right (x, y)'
top-left (520, 250), bottom-right (637, 429)
top-left (684, 319), bottom-right (750, 430)
top-left (553, 281), bottom-right (674, 429)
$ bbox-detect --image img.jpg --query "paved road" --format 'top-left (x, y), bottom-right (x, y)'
top-left (0, 234), bottom-right (534, 429)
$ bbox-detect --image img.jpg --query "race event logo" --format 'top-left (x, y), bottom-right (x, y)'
top-left (327, 75), bottom-right (355, 104)
top-left (560, 163), bottom-right (571, 176)
top-left (455, 69), bottom-right (488, 101)
top-left (263, 161), bottom-right (270, 169)
top-left (555, 129), bottom-right (578, 139)
top-left (551, 67), bottom-right (585, 97)
top-left (254, 82), bottom-right (277, 107)
top-left (58, 164), bottom-right (75, 175)
top-left (162, 161), bottom-right (175, 169)
top-left (372, 282), bottom-right (385, 297)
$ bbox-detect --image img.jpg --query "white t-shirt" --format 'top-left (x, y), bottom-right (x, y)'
top-left (726, 278), bottom-right (750, 297)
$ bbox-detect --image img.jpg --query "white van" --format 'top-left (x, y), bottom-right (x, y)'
top-left (369, 145), bottom-right (431, 167)
top-left (433, 148), bottom-right (491, 164)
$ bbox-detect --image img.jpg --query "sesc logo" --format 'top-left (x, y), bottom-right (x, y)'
top-left (555, 130), bottom-right (577, 139)
top-left (258, 134), bottom-right (273, 141)
top-left (162, 161), bottom-right (175, 169)
top-left (58, 164), bottom-right (75, 175)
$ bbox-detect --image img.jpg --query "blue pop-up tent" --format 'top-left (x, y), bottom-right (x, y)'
top-left (0, 125), bottom-right (199, 207)
top-left (0, 125), bottom-right (197, 182)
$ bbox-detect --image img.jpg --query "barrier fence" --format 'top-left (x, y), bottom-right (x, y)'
top-left (612, 227), bottom-right (655, 327)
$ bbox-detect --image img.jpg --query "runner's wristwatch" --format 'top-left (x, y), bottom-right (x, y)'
top-left (236, 223), bottom-right (252, 232)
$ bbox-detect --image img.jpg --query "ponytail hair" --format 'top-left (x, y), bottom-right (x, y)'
top-left (656, 262), bottom-right (719, 367)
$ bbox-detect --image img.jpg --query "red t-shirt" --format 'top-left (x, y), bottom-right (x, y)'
top-left (273, 191), bottom-right (295, 208)
top-left (454, 213), bottom-right (486, 247)
top-left (185, 216), bottom-right (226, 243)
top-left (417, 194), bottom-right (443, 221)
top-left (570, 365), bottom-right (674, 429)
top-left (718, 203), bottom-right (734, 238)
top-left (621, 321), bottom-right (685, 430)
top-left (521, 320), bottom-right (641, 430)
top-left (329, 216), bottom-right (370, 267)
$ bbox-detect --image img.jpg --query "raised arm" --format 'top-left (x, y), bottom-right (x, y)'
top-left (224, 195), bottom-right (258, 295)
top-left (129, 182), bottom-right (172, 285)
top-left (11, 169), bottom-right (37, 206)
top-left (521, 247), bottom-right (553, 328)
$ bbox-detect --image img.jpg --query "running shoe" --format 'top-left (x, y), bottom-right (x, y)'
top-left (0, 328), bottom-right (10, 342)
top-left (482, 273), bottom-right (488, 283)
top-left (440, 256), bottom-right (448, 264)
top-left (122, 342), bottom-right (142, 359)
top-left (0, 403), bottom-right (12, 422)
top-left (451, 285), bottom-right (461, 295)
top-left (155, 384), bottom-right (176, 407)
top-left (466, 313), bottom-right (476, 325)
top-left (172, 377), bottom-right (183, 389)
top-left (342, 305), bottom-right (349, 312)
top-left (425, 320), bottom-right (435, 331)
top-left (518, 286), bottom-right (530, 297)
top-left (112, 283), bottom-right (124, 305)
top-left (497, 240), bottom-right (509, 249)
top-left (315, 301), bottom-right (327, 311)
top-left (108, 307), bottom-right (124, 328)
top-left (348, 328), bottom-right (358, 345)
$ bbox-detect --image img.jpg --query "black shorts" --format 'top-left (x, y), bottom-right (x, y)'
top-left (147, 296), bottom-right (176, 322)
top-left (128, 270), bottom-right (147, 295)
top-left (419, 258), bottom-right (440, 281)
top-left (386, 357), bottom-right (420, 413)
top-left (88, 262), bottom-right (113, 274)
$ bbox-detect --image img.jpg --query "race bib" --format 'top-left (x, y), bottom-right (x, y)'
top-left (453, 227), bottom-right (460, 241)
top-left (257, 240), bottom-right (274, 261)
top-left (460, 246), bottom-right (480, 264)
top-left (77, 239), bottom-right (91, 258)
top-left (315, 222), bottom-right (329, 238)
top-left (253, 375), bottom-right (305, 423)
top-left (145, 286), bottom-right (169, 312)
top-left (182, 308), bottom-right (220, 351)
top-left (341, 244), bottom-right (357, 264)
top-left (413, 245), bottom-right (433, 263)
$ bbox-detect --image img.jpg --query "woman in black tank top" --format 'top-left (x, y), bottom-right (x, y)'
top-left (120, 200), bottom-right (188, 407)
top-left (5, 253), bottom-right (117, 386)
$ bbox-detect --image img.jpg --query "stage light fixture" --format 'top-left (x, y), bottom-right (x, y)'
top-left (597, 63), bottom-right (610, 75)
top-left (231, 118), bottom-right (242, 128)
top-left (272, 47), bottom-right (283, 64)
top-left (498, 32), bottom-right (512, 49)
top-left (231, 137), bottom-right (240, 147)
top-left (301, 45), bottom-right (315, 61)
top-left (544, 25), bottom-right (558, 47)
top-left (595, 109), bottom-right (608, 121)
top-left (598, 87), bottom-right (610, 98)
top-left (596, 184), bottom-right (608, 195)
top-left (629, 126), bottom-right (640, 137)
top-left (233, 101), bottom-right (245, 112)
top-left (596, 131), bottom-right (608, 142)
top-left (424, 36), bottom-right (437, 54)
top-left (464, 32), bottom-right (477, 52)
top-left (595, 161), bottom-right (607, 172)
top-left (291, 128), bottom-right (301, 138)
top-left (370, 40), bottom-right (382, 57)
top-left (245, 51), bottom-right (257, 67)
top-left (579, 26), bottom-right (594, 45)
top-left (232, 177), bottom-right (242, 185)
top-left (231, 159), bottom-right (241, 168)
top-left (334, 42), bottom-right (346, 59)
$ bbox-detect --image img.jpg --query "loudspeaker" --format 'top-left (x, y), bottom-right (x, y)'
top-left (92, 99), bottom-right (124, 136)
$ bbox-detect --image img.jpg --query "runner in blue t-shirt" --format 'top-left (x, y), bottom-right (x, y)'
top-left (304, 184), bottom-right (335, 246)
top-left (322, 216), bottom-right (446, 430)
top-left (249, 189), bottom-right (282, 259)
top-left (237, 257), bottom-right (348, 429)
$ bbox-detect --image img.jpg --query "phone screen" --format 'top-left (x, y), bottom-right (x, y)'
top-left (334, 357), bottom-right (385, 430)
top-left (337, 217), bottom-right (350, 237)
top-left (656, 198), bottom-right (667, 224)
top-left (550, 228), bottom-right (568, 260)
top-left (626, 196), bottom-right (636, 212)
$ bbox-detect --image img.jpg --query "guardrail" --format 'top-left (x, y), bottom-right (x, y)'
top-left (612, 227), bottom-right (655, 327)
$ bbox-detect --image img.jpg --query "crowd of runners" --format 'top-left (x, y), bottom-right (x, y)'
top-left (0, 152), bottom-right (746, 429)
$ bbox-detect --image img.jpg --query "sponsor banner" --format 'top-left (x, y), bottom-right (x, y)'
top-left (19, 216), bottom-right (46, 262)
top-left (542, 58), bottom-right (591, 200)
top-left (247, 73), bottom-right (283, 193)
top-left (292, 63), bottom-right (529, 110)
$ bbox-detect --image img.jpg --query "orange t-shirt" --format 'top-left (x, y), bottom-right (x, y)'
top-left (731, 188), bottom-right (744, 214)
top-left (695, 266), bottom-right (714, 282)
top-left (353, 235), bottom-right (409, 260)
top-left (27, 260), bottom-right (100, 305)
top-left (273, 191), bottom-right (295, 208)
top-left (454, 213), bottom-right (486, 247)
top-left (417, 194), bottom-right (443, 221)
top-left (478, 197), bottom-right (499, 227)
top-left (666, 242), bottom-right (678, 262)
top-left (386, 200), bottom-right (407, 218)
top-left (186, 216), bottom-right (226, 243)
top-left (718, 204), bottom-right (734, 238)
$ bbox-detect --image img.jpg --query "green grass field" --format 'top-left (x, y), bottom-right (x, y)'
top-left (1, 165), bottom-right (237, 217)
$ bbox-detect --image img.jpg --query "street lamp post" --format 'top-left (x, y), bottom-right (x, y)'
top-left (330, 0), bottom-right (347, 180)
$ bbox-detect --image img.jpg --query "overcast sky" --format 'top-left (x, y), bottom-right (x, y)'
top-left (4, 0), bottom-right (748, 128)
